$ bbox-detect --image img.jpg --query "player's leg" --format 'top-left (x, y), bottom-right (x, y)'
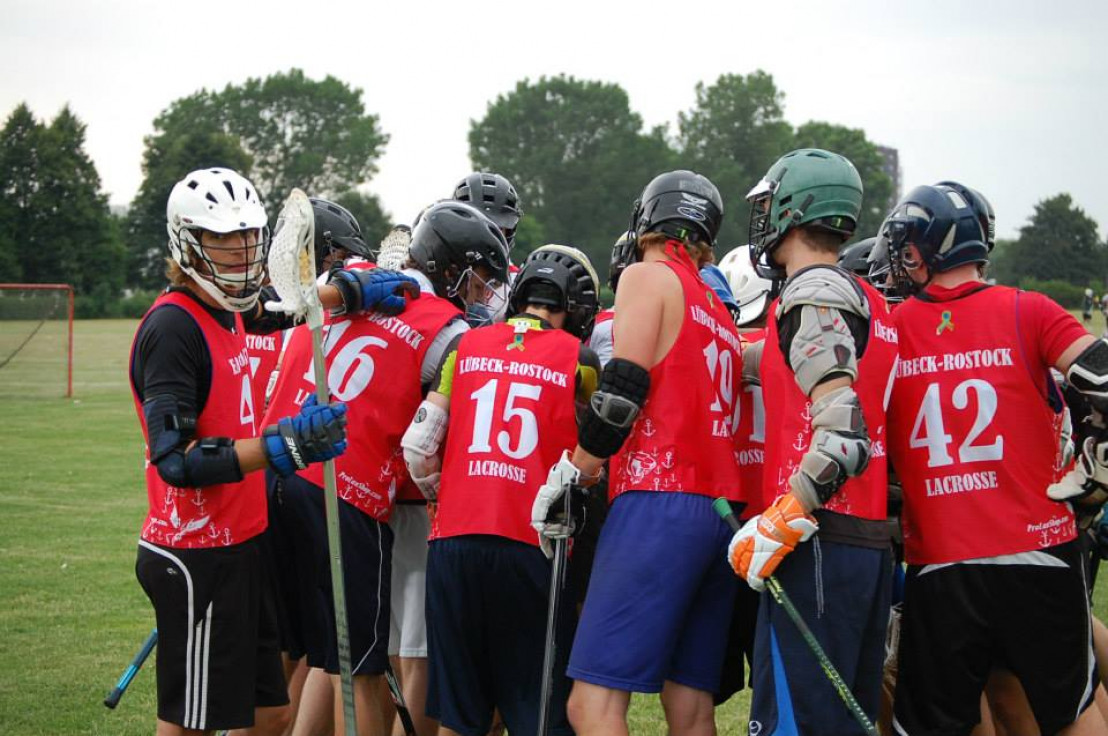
top-left (1002, 542), bottom-right (1104, 736)
top-left (892, 565), bottom-right (994, 736)
top-left (487, 538), bottom-right (576, 736)
top-left (660, 498), bottom-right (739, 736)
top-left (389, 503), bottom-right (436, 736)
top-left (567, 493), bottom-right (730, 735)
top-left (748, 538), bottom-right (890, 735)
top-left (279, 474), bottom-right (333, 736)
top-left (425, 537), bottom-right (497, 736)
top-left (566, 682), bottom-right (631, 736)
top-left (325, 503), bottom-right (394, 736)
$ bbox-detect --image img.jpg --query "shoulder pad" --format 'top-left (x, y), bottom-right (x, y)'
top-left (777, 265), bottom-right (869, 320)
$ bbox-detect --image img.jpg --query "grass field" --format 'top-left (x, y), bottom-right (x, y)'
top-left (2, 314), bottom-right (1106, 735)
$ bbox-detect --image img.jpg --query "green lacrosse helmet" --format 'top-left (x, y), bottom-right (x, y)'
top-left (746, 148), bottom-right (864, 281)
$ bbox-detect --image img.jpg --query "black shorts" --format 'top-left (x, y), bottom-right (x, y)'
top-left (426, 536), bottom-right (575, 736)
top-left (268, 472), bottom-right (331, 666)
top-left (281, 474), bottom-right (394, 676)
top-left (136, 537), bottom-right (288, 731)
top-left (893, 541), bottom-right (1097, 735)
top-left (714, 576), bottom-right (760, 705)
top-left (260, 474), bottom-right (303, 659)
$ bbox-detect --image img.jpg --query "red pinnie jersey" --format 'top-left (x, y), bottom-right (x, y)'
top-left (610, 247), bottom-right (744, 500)
top-left (433, 319), bottom-right (579, 546)
top-left (735, 329), bottom-right (767, 518)
top-left (131, 291), bottom-right (267, 549)
top-left (264, 295), bottom-right (461, 521)
top-left (245, 331), bottom-right (283, 415)
top-left (760, 277), bottom-right (898, 521)
top-left (887, 285), bottom-right (1077, 564)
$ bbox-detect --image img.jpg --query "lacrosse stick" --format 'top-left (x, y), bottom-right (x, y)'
top-left (376, 224), bottom-right (412, 271)
top-left (537, 483), bottom-right (571, 736)
top-left (103, 628), bottom-right (157, 709)
top-left (266, 189), bottom-right (356, 736)
top-left (712, 498), bottom-right (878, 736)
top-left (384, 661), bottom-right (416, 736)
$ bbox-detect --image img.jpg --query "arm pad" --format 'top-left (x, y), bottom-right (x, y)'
top-left (578, 358), bottom-right (650, 459)
top-left (777, 266), bottom-right (869, 396)
top-left (401, 400), bottom-right (449, 458)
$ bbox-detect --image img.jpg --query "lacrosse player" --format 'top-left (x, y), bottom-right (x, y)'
top-left (730, 150), bottom-right (898, 735)
top-left (263, 200), bottom-right (507, 736)
top-left (400, 244), bottom-right (601, 736)
top-left (529, 170), bottom-right (744, 736)
top-left (882, 182), bottom-right (1105, 736)
top-left (130, 169), bottom-right (402, 735)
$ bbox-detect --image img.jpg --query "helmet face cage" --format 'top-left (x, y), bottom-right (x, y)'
top-left (449, 266), bottom-right (506, 327)
top-left (867, 233), bottom-right (907, 303)
top-left (174, 224), bottom-right (271, 310)
top-left (746, 177), bottom-right (786, 283)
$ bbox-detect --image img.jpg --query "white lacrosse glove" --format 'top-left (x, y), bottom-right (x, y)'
top-left (1048, 435), bottom-right (1108, 507)
top-left (726, 493), bottom-right (818, 591)
top-left (531, 450), bottom-right (581, 559)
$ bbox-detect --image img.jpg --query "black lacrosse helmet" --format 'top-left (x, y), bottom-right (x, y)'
top-left (509, 244), bottom-right (601, 340)
top-left (310, 198), bottom-right (371, 272)
top-left (838, 237), bottom-right (877, 279)
top-left (408, 201), bottom-right (510, 303)
top-left (453, 172), bottom-right (523, 248)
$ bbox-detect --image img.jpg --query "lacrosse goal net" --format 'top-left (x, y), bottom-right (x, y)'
top-left (0, 283), bottom-right (74, 397)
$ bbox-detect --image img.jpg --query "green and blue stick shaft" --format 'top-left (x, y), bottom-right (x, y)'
top-left (712, 498), bottom-right (878, 736)
top-left (104, 628), bottom-right (158, 709)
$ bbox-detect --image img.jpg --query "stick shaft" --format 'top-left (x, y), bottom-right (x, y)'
top-left (712, 499), bottom-right (877, 736)
top-left (310, 324), bottom-right (357, 736)
top-left (104, 628), bottom-right (158, 709)
top-left (384, 661), bottom-right (417, 736)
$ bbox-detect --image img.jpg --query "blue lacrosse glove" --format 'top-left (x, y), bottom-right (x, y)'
top-left (263, 397), bottom-right (348, 477)
top-left (330, 267), bottom-right (419, 316)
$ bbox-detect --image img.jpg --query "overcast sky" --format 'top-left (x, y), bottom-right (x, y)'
top-left (2, 0), bottom-right (1104, 240)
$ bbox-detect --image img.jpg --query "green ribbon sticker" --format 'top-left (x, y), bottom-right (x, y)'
top-left (936, 310), bottom-right (954, 335)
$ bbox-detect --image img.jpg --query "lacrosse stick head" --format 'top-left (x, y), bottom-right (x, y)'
top-left (265, 189), bottom-right (322, 327)
top-left (376, 224), bottom-right (413, 271)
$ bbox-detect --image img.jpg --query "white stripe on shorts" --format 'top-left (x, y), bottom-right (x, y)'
top-left (138, 540), bottom-right (210, 730)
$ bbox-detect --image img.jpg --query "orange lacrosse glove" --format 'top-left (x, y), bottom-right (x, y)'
top-left (726, 493), bottom-right (819, 590)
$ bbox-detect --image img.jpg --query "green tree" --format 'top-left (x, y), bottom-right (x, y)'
top-left (148, 69), bottom-right (389, 203)
top-left (124, 128), bottom-right (251, 290)
top-left (1005, 194), bottom-right (1105, 285)
top-left (0, 104), bottom-right (123, 313)
top-left (677, 71), bottom-right (794, 247)
top-left (469, 75), bottom-right (675, 269)
top-left (333, 189), bottom-right (392, 250)
top-left (791, 121), bottom-right (893, 243)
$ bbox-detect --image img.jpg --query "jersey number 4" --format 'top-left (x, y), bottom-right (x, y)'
top-left (909, 379), bottom-right (1004, 468)
top-left (468, 379), bottom-right (543, 460)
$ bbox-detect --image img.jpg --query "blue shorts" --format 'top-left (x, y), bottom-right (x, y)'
top-left (426, 536), bottom-right (575, 736)
top-left (750, 537), bottom-right (892, 736)
top-left (567, 491), bottom-right (739, 693)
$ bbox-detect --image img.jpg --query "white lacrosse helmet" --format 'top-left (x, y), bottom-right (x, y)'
top-left (166, 168), bottom-right (270, 312)
top-left (718, 245), bottom-right (773, 326)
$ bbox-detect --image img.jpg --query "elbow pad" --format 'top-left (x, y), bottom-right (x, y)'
top-left (789, 386), bottom-right (871, 510)
top-left (578, 358), bottom-right (650, 459)
top-left (143, 394), bottom-right (196, 465)
top-left (155, 438), bottom-right (243, 488)
top-left (1068, 338), bottom-right (1108, 413)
